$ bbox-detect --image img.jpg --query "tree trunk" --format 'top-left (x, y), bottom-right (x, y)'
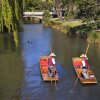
top-left (55, 0), bottom-right (62, 21)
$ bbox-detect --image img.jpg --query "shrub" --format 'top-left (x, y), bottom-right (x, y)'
top-left (43, 10), bottom-right (51, 23)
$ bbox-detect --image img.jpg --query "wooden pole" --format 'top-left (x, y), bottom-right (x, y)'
top-left (54, 66), bottom-right (56, 87)
top-left (73, 77), bottom-right (78, 89)
top-left (51, 78), bottom-right (52, 83)
top-left (85, 43), bottom-right (90, 55)
top-left (54, 77), bottom-right (56, 86)
top-left (50, 44), bottom-right (52, 53)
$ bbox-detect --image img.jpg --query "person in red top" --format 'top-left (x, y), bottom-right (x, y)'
top-left (80, 54), bottom-right (89, 79)
top-left (80, 54), bottom-right (88, 67)
top-left (48, 53), bottom-right (56, 77)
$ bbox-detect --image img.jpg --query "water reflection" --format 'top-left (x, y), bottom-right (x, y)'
top-left (0, 34), bottom-right (15, 53)
top-left (0, 34), bottom-right (24, 100)
top-left (0, 24), bottom-right (100, 100)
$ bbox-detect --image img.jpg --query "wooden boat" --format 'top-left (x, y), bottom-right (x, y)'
top-left (40, 56), bottom-right (59, 82)
top-left (72, 57), bottom-right (97, 84)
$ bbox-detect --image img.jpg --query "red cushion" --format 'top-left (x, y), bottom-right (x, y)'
top-left (73, 61), bottom-right (82, 66)
top-left (40, 59), bottom-right (48, 65)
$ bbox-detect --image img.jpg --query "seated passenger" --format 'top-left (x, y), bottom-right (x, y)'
top-left (81, 60), bottom-right (89, 79)
top-left (82, 66), bottom-right (89, 79)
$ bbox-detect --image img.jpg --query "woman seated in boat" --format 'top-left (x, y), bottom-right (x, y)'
top-left (48, 53), bottom-right (56, 77)
top-left (82, 66), bottom-right (89, 79)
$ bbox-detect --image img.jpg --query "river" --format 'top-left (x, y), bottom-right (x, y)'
top-left (0, 24), bottom-right (100, 100)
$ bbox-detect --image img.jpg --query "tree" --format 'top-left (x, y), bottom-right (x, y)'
top-left (77, 0), bottom-right (100, 28)
top-left (24, 0), bottom-right (53, 11)
top-left (63, 0), bottom-right (78, 20)
top-left (54, 0), bottom-right (63, 21)
top-left (43, 10), bottom-right (51, 22)
top-left (1, 0), bottom-right (22, 47)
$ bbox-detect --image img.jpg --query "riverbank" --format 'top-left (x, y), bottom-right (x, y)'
top-left (43, 18), bottom-right (100, 44)
top-left (43, 18), bottom-right (87, 37)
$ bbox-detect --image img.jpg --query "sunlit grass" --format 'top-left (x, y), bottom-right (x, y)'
top-left (61, 20), bottom-right (83, 27)
top-left (50, 18), bottom-right (83, 27)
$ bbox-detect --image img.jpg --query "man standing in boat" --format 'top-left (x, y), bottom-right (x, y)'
top-left (48, 53), bottom-right (56, 77)
top-left (80, 54), bottom-right (89, 67)
top-left (80, 54), bottom-right (89, 79)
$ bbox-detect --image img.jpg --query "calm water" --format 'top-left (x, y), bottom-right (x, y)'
top-left (0, 24), bottom-right (100, 100)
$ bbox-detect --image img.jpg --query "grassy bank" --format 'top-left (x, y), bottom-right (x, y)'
top-left (43, 18), bottom-right (84, 35)
top-left (43, 18), bottom-right (100, 44)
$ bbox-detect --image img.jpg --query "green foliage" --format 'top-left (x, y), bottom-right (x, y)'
top-left (0, 7), bottom-right (1, 31)
top-left (25, 0), bottom-right (53, 11)
top-left (2, 0), bottom-right (12, 31)
top-left (1, 0), bottom-right (22, 47)
top-left (77, 0), bottom-right (100, 23)
top-left (15, 0), bottom-right (21, 22)
top-left (64, 0), bottom-right (78, 20)
top-left (43, 10), bottom-right (51, 22)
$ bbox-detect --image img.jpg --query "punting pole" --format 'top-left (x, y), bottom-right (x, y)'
top-left (54, 78), bottom-right (56, 87)
top-left (73, 77), bottom-right (78, 90)
top-left (85, 43), bottom-right (90, 55)
top-left (51, 78), bottom-right (52, 83)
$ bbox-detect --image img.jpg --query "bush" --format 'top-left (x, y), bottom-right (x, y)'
top-left (43, 10), bottom-right (51, 23)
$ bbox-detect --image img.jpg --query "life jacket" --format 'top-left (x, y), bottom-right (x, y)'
top-left (48, 56), bottom-right (54, 66)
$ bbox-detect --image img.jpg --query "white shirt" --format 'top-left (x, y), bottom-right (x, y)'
top-left (82, 60), bottom-right (85, 67)
top-left (52, 58), bottom-right (56, 65)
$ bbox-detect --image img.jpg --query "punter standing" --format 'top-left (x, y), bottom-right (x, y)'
top-left (48, 53), bottom-right (56, 77)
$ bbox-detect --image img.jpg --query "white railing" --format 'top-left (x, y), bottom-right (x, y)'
top-left (23, 12), bottom-right (53, 16)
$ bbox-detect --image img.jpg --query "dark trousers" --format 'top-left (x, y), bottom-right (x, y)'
top-left (48, 66), bottom-right (55, 77)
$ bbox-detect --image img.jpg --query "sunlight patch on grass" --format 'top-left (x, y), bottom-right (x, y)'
top-left (61, 20), bottom-right (83, 27)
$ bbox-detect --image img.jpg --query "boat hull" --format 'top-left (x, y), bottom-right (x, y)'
top-left (72, 57), bottom-right (97, 84)
top-left (40, 56), bottom-right (59, 82)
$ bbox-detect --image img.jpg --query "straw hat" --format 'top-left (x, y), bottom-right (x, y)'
top-left (80, 54), bottom-right (88, 60)
top-left (80, 54), bottom-right (85, 57)
top-left (50, 53), bottom-right (56, 57)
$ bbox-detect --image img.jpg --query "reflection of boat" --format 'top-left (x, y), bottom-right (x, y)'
top-left (72, 57), bottom-right (97, 84)
top-left (40, 56), bottom-right (59, 82)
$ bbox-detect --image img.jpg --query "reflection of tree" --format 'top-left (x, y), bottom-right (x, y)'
top-left (86, 31), bottom-right (100, 54)
top-left (0, 50), bottom-right (23, 99)
top-left (0, 34), bottom-right (16, 53)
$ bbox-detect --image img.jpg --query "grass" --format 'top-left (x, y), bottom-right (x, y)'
top-left (50, 18), bottom-right (83, 28)
top-left (61, 20), bottom-right (83, 27)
